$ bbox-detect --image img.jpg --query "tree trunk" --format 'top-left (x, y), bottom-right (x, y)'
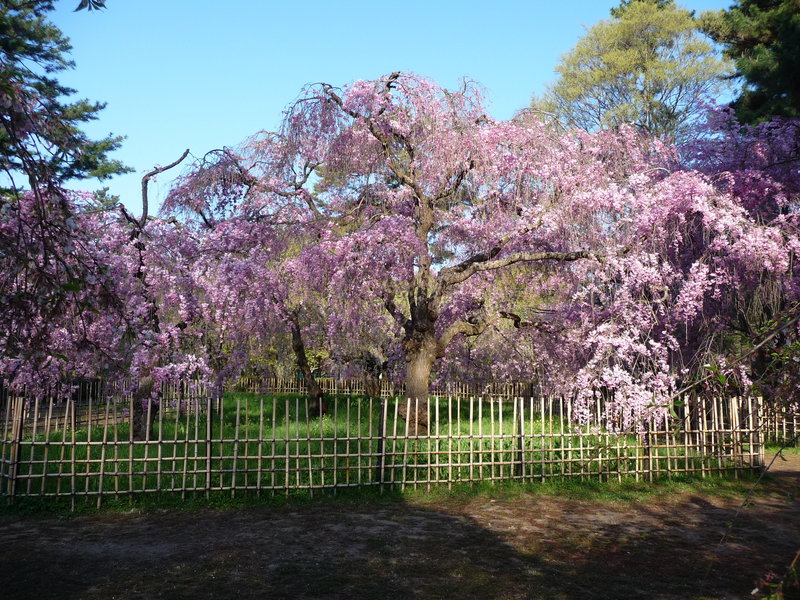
top-left (402, 336), bottom-right (436, 436)
top-left (362, 350), bottom-right (387, 399)
top-left (289, 317), bottom-right (326, 416)
top-left (364, 374), bottom-right (381, 399)
top-left (131, 376), bottom-right (159, 441)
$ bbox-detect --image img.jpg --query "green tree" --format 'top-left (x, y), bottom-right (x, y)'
top-left (610, 0), bottom-right (674, 18)
top-left (0, 0), bottom-right (128, 196)
top-left (532, 0), bottom-right (731, 140)
top-left (702, 0), bottom-right (800, 123)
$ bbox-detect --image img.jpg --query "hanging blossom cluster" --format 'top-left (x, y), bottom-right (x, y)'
top-left (0, 188), bottom-right (211, 396)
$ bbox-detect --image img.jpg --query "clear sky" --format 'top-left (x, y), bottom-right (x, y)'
top-left (51, 0), bottom-right (733, 214)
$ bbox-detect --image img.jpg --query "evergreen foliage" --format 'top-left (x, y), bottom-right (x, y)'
top-left (0, 0), bottom-right (128, 195)
top-left (702, 0), bottom-right (800, 123)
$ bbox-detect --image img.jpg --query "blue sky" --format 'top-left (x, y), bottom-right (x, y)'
top-left (52, 0), bottom-right (733, 214)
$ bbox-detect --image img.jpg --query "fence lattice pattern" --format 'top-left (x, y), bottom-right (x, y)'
top-left (238, 376), bottom-right (795, 444)
top-left (0, 382), bottom-right (764, 509)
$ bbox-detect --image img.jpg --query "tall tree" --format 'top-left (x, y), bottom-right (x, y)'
top-left (532, 0), bottom-right (730, 140)
top-left (0, 0), bottom-right (129, 390)
top-left (702, 0), bottom-right (800, 123)
top-left (166, 72), bottom-right (798, 433)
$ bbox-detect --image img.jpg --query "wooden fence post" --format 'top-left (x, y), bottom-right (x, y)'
top-left (8, 397), bottom-right (24, 503)
top-left (374, 397), bottom-right (387, 488)
top-left (205, 395), bottom-right (212, 498)
top-left (515, 397), bottom-right (525, 478)
top-left (643, 420), bottom-right (653, 482)
top-left (756, 396), bottom-right (765, 468)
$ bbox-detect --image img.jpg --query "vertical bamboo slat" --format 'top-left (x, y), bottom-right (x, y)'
top-left (257, 396), bottom-right (264, 495)
top-left (97, 397), bottom-right (111, 507)
top-left (156, 393), bottom-right (164, 493)
top-left (294, 397), bottom-right (300, 490)
top-left (25, 397), bottom-right (39, 495)
top-left (112, 396), bottom-right (120, 498)
top-left (516, 398), bottom-right (524, 478)
top-left (180, 404), bottom-right (191, 500)
top-left (447, 396), bottom-right (453, 488)
top-left (69, 398), bottom-right (76, 511)
top-left (40, 397), bottom-right (54, 496)
top-left (489, 397), bottom-right (496, 481)
top-left (305, 398), bottom-right (313, 494)
top-left (271, 399), bottom-right (277, 493)
top-left (284, 398), bottom-right (290, 496)
top-left (426, 397), bottom-right (431, 490)
top-left (401, 398), bottom-right (410, 490)
top-left (469, 397), bottom-right (475, 483)
top-left (333, 397), bottom-right (339, 493)
top-left (231, 396), bottom-right (241, 497)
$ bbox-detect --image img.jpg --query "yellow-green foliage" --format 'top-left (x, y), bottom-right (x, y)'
top-left (533, 0), bottom-right (731, 140)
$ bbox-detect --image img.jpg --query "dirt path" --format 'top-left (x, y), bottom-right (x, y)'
top-left (1, 462), bottom-right (798, 600)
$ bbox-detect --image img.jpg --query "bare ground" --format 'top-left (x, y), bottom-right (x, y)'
top-left (1, 456), bottom-right (799, 600)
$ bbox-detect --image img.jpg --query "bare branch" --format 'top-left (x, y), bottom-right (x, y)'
top-left (383, 294), bottom-right (411, 331)
top-left (498, 311), bottom-right (550, 329)
top-left (140, 149), bottom-right (190, 228)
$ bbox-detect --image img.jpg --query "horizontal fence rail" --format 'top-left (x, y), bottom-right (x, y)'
top-left (232, 376), bottom-right (535, 400)
top-left (0, 388), bottom-right (765, 509)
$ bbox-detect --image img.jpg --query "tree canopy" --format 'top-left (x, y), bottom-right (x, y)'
top-left (702, 0), bottom-right (800, 123)
top-left (161, 73), bottom-right (799, 430)
top-left (533, 0), bottom-right (730, 140)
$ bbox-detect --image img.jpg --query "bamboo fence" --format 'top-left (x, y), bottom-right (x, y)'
top-left (0, 384), bottom-right (765, 509)
top-left (232, 375), bottom-right (534, 399)
top-left (235, 376), bottom-right (797, 444)
top-left (762, 403), bottom-right (800, 445)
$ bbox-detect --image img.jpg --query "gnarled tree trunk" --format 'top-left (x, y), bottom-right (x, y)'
top-left (289, 314), bottom-right (326, 416)
top-left (401, 330), bottom-right (438, 437)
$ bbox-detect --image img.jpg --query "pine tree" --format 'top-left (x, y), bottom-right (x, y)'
top-left (0, 0), bottom-right (128, 196)
top-left (702, 0), bottom-right (800, 123)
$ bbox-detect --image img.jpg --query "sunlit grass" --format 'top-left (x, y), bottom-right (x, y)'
top-left (2, 392), bottom-right (760, 512)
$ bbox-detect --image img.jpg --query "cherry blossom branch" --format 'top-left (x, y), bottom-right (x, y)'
top-left (441, 250), bottom-right (598, 287)
top-left (439, 316), bottom-right (493, 351)
top-left (498, 310), bottom-right (551, 329)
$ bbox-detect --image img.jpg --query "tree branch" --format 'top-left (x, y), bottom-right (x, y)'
top-left (439, 318), bottom-right (492, 352)
top-left (383, 294), bottom-right (411, 332)
top-left (498, 310), bottom-right (551, 329)
top-left (140, 149), bottom-right (190, 228)
top-left (441, 250), bottom-right (597, 287)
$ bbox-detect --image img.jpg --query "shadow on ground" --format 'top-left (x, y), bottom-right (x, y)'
top-left (1, 465), bottom-right (798, 600)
